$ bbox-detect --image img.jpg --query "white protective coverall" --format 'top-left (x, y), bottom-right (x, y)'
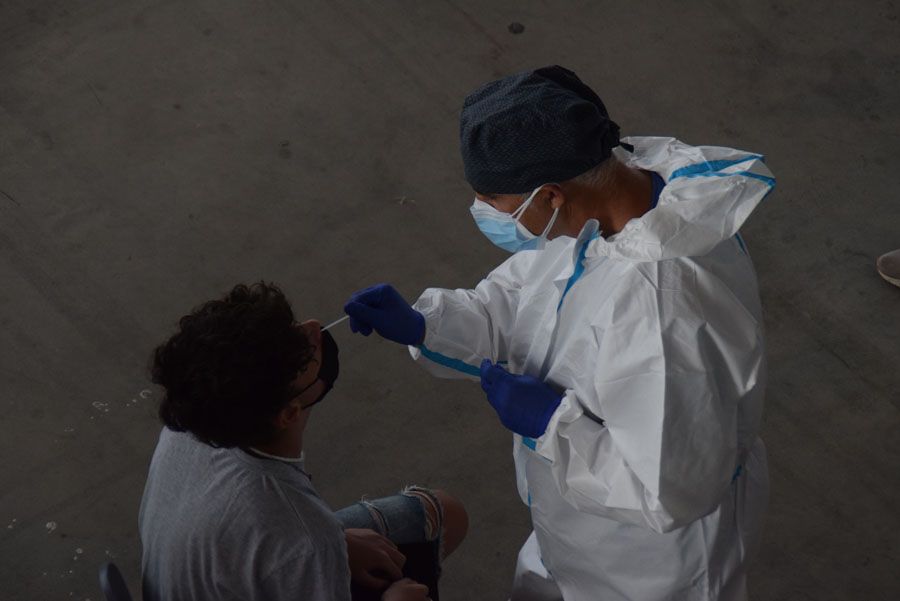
top-left (408, 137), bottom-right (773, 601)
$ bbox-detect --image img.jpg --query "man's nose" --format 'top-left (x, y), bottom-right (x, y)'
top-left (299, 319), bottom-right (323, 342)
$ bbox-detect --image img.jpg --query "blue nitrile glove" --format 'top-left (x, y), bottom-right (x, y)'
top-left (479, 360), bottom-right (563, 439)
top-left (344, 284), bottom-right (426, 346)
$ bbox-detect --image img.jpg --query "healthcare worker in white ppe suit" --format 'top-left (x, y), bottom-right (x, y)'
top-left (344, 66), bottom-right (774, 601)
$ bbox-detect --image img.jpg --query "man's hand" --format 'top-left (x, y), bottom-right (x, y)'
top-left (381, 578), bottom-right (430, 601)
top-left (344, 284), bottom-right (426, 346)
top-left (480, 360), bottom-right (563, 438)
top-left (345, 528), bottom-right (406, 590)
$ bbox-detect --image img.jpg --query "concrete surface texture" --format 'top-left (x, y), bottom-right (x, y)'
top-left (1, 1), bottom-right (898, 599)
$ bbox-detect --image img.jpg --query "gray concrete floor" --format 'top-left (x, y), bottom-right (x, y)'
top-left (1, 1), bottom-right (898, 599)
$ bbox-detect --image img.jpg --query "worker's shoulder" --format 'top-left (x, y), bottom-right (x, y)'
top-left (621, 233), bottom-right (754, 290)
top-left (625, 250), bottom-right (762, 327)
top-left (576, 252), bottom-right (698, 294)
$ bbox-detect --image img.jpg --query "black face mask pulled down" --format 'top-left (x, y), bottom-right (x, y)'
top-left (300, 329), bottom-right (340, 409)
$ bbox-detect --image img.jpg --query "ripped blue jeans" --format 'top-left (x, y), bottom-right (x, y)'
top-left (335, 486), bottom-right (442, 601)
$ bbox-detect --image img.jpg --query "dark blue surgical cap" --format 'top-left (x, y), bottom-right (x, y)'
top-left (460, 65), bottom-right (629, 194)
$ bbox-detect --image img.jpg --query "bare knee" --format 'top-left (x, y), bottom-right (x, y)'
top-left (432, 489), bottom-right (468, 559)
top-left (402, 487), bottom-right (469, 559)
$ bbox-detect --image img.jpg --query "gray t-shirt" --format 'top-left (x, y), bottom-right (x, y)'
top-left (139, 428), bottom-right (351, 601)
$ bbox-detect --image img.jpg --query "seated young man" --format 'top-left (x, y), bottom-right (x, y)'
top-left (139, 282), bottom-right (468, 601)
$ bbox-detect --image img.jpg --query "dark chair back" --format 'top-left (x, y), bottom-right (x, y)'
top-left (99, 562), bottom-right (134, 601)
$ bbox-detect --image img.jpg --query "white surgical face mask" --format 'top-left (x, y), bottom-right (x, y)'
top-left (470, 185), bottom-right (559, 253)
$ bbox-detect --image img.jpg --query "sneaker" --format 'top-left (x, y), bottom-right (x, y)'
top-left (876, 249), bottom-right (900, 288)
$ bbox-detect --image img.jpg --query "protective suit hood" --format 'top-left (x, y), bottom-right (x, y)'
top-left (584, 136), bottom-right (775, 262)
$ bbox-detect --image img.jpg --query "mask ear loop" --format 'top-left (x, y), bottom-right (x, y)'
top-left (540, 206), bottom-right (560, 239)
top-left (514, 185), bottom-right (560, 239)
top-left (511, 186), bottom-right (543, 222)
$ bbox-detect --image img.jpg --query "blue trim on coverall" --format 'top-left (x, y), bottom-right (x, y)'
top-left (669, 155), bottom-right (763, 180)
top-left (417, 344), bottom-right (481, 377)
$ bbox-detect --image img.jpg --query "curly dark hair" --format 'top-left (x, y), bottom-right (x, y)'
top-left (150, 282), bottom-right (314, 448)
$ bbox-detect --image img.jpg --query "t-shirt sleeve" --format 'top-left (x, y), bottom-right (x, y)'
top-left (259, 547), bottom-right (351, 601)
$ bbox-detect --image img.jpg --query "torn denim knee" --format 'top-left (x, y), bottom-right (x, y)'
top-left (358, 498), bottom-right (388, 536)
top-left (335, 489), bottom-right (437, 546)
top-left (400, 485), bottom-right (444, 543)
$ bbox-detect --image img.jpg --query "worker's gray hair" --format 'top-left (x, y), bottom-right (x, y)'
top-left (508, 155), bottom-right (620, 201)
top-left (569, 155), bottom-right (620, 190)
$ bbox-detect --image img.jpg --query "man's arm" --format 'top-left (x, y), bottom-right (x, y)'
top-left (382, 578), bottom-right (430, 601)
top-left (260, 546), bottom-right (353, 601)
top-left (344, 528), bottom-right (405, 590)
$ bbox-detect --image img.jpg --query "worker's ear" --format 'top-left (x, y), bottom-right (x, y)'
top-left (545, 184), bottom-right (566, 210)
top-left (274, 398), bottom-right (303, 430)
